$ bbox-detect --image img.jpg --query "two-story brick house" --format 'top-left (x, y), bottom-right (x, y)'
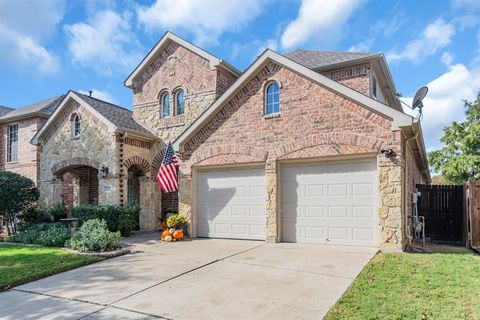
top-left (25, 32), bottom-right (429, 251)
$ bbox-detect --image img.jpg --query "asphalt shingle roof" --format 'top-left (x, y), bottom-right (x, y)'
top-left (73, 91), bottom-right (155, 137)
top-left (284, 50), bottom-right (375, 70)
top-left (0, 96), bottom-right (64, 121)
top-left (0, 105), bottom-right (13, 117)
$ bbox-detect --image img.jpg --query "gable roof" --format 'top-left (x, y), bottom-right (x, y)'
top-left (124, 31), bottom-right (241, 88)
top-left (72, 92), bottom-right (153, 136)
top-left (0, 95), bottom-right (64, 122)
top-left (173, 49), bottom-right (413, 151)
top-left (31, 91), bottom-right (156, 145)
top-left (0, 105), bottom-right (13, 117)
top-left (284, 50), bottom-right (378, 70)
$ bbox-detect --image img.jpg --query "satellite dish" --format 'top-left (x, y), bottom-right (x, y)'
top-left (412, 86), bottom-right (428, 110)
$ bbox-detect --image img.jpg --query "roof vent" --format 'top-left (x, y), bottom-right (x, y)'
top-left (88, 90), bottom-right (93, 97)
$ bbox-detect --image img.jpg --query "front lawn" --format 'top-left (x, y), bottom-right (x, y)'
top-left (326, 251), bottom-right (480, 320)
top-left (0, 245), bottom-right (102, 291)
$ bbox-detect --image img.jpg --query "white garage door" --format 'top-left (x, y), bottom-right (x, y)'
top-left (282, 159), bottom-right (378, 246)
top-left (197, 168), bottom-right (266, 240)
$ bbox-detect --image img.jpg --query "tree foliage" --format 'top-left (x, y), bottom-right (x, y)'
top-left (0, 172), bottom-right (39, 235)
top-left (429, 93), bottom-right (480, 184)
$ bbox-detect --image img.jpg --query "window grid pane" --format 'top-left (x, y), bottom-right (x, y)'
top-left (74, 116), bottom-right (81, 136)
top-left (176, 90), bottom-right (185, 115)
top-left (7, 125), bottom-right (18, 162)
top-left (162, 93), bottom-right (170, 118)
top-left (265, 83), bottom-right (280, 115)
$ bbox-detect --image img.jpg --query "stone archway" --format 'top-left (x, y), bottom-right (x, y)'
top-left (52, 157), bottom-right (102, 207)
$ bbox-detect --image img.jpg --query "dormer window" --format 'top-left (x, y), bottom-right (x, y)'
top-left (265, 82), bottom-right (280, 115)
top-left (161, 92), bottom-right (170, 118)
top-left (71, 113), bottom-right (81, 138)
top-left (175, 89), bottom-right (185, 115)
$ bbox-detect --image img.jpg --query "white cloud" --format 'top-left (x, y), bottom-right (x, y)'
top-left (65, 10), bottom-right (142, 75)
top-left (388, 19), bottom-right (455, 63)
top-left (441, 52), bottom-right (454, 66)
top-left (78, 89), bottom-right (118, 105)
top-left (136, 0), bottom-right (265, 46)
top-left (231, 38), bottom-right (278, 63)
top-left (0, 0), bottom-right (64, 75)
top-left (348, 40), bottom-right (373, 53)
top-left (280, 0), bottom-right (364, 49)
top-left (403, 64), bottom-right (480, 150)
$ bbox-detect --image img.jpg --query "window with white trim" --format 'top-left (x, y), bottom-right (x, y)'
top-left (175, 89), bottom-right (185, 115)
top-left (7, 124), bottom-right (18, 162)
top-left (161, 92), bottom-right (170, 118)
top-left (71, 113), bottom-right (81, 138)
top-left (265, 82), bottom-right (280, 115)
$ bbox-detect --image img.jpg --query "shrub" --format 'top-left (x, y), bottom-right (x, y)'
top-left (71, 205), bottom-right (139, 235)
top-left (68, 219), bottom-right (121, 252)
top-left (166, 214), bottom-right (189, 229)
top-left (0, 172), bottom-right (39, 235)
top-left (21, 209), bottom-right (53, 225)
top-left (10, 223), bottom-right (70, 247)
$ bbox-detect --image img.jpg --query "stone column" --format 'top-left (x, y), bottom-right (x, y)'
top-left (98, 178), bottom-right (118, 205)
top-left (139, 178), bottom-right (161, 231)
top-left (178, 173), bottom-right (192, 236)
top-left (51, 176), bottom-right (64, 208)
top-left (378, 133), bottom-right (404, 252)
top-left (265, 167), bottom-right (278, 243)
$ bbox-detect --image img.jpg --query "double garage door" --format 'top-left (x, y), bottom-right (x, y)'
top-left (197, 159), bottom-right (378, 246)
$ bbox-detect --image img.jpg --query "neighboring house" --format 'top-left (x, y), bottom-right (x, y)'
top-left (26, 31), bottom-right (428, 251)
top-left (0, 96), bottom-right (63, 185)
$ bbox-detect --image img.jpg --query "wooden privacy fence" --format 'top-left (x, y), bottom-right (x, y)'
top-left (465, 181), bottom-right (480, 248)
top-left (416, 184), bottom-right (464, 243)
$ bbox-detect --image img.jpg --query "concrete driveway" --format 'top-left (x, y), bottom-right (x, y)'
top-left (0, 234), bottom-right (377, 320)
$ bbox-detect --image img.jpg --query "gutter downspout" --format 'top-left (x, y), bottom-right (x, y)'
top-left (404, 124), bottom-right (419, 248)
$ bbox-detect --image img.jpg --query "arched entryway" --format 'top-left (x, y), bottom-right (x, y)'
top-left (127, 165), bottom-right (145, 207)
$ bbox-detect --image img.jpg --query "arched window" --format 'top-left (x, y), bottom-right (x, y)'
top-left (71, 113), bottom-right (81, 138)
top-left (265, 82), bottom-right (279, 115)
top-left (175, 89), bottom-right (185, 115)
top-left (161, 92), bottom-right (170, 118)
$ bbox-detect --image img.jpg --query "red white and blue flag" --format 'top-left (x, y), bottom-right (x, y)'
top-left (156, 142), bottom-right (180, 193)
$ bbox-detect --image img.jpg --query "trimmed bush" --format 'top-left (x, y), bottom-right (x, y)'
top-left (10, 223), bottom-right (70, 247)
top-left (71, 205), bottom-right (140, 235)
top-left (68, 219), bottom-right (121, 252)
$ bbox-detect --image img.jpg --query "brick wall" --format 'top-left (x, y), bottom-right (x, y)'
top-left (0, 117), bottom-right (46, 185)
top-left (322, 64), bottom-right (370, 96)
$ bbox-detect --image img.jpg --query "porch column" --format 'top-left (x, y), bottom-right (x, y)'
top-left (139, 177), bottom-right (161, 231)
top-left (51, 175), bottom-right (64, 208)
top-left (378, 131), bottom-right (405, 252)
top-left (265, 162), bottom-right (279, 242)
top-left (178, 173), bottom-right (192, 235)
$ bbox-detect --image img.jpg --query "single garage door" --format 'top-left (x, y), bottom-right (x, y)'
top-left (282, 159), bottom-right (378, 246)
top-left (197, 167), bottom-right (266, 240)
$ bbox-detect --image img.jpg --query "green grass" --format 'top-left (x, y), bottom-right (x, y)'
top-left (326, 252), bottom-right (480, 320)
top-left (0, 245), bottom-right (102, 291)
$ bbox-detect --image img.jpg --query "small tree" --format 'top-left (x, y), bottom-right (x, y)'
top-left (0, 172), bottom-right (39, 235)
top-left (429, 92), bottom-right (480, 184)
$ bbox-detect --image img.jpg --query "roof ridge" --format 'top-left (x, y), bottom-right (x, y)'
top-left (72, 91), bottom-right (132, 113)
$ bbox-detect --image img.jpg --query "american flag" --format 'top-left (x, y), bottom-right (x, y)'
top-left (156, 143), bottom-right (180, 193)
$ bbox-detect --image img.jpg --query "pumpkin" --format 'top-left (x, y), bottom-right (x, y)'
top-left (161, 230), bottom-right (170, 240)
top-left (173, 229), bottom-right (184, 240)
top-left (165, 235), bottom-right (173, 242)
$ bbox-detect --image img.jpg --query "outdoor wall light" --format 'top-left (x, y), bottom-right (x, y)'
top-left (100, 165), bottom-right (109, 178)
top-left (380, 149), bottom-right (395, 158)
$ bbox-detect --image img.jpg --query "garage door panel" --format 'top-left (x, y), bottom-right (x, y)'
top-left (198, 168), bottom-right (266, 240)
top-left (282, 159), bottom-right (378, 246)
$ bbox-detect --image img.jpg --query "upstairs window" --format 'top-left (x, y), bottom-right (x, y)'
top-left (265, 82), bottom-right (280, 115)
top-left (71, 113), bottom-right (81, 138)
top-left (7, 124), bottom-right (18, 162)
top-left (175, 89), bottom-right (185, 115)
top-left (161, 92), bottom-right (170, 118)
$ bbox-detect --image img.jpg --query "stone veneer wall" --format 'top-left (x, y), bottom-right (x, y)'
top-left (178, 62), bottom-right (406, 251)
top-left (39, 100), bottom-right (118, 208)
top-left (0, 117), bottom-right (46, 185)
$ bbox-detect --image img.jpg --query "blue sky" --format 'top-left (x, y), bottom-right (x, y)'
top-left (0, 0), bottom-right (479, 151)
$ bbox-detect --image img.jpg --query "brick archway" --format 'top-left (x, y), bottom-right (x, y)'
top-left (51, 157), bottom-right (101, 176)
top-left (190, 144), bottom-right (268, 166)
top-left (271, 133), bottom-right (386, 160)
top-left (123, 156), bottom-right (151, 178)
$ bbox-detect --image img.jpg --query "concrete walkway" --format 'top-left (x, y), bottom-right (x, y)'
top-left (0, 234), bottom-right (377, 320)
